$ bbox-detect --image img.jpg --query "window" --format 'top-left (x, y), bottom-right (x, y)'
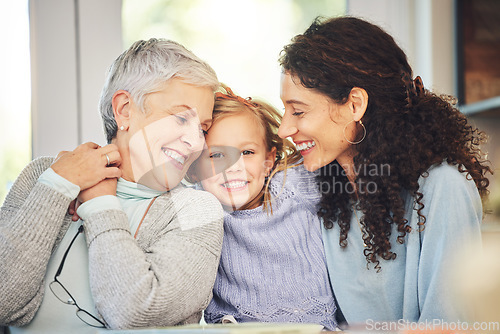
top-left (122, 0), bottom-right (346, 109)
top-left (0, 1), bottom-right (31, 205)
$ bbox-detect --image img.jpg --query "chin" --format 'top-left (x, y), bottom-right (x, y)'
top-left (303, 160), bottom-right (323, 172)
top-left (303, 164), bottom-right (316, 172)
top-left (303, 154), bottom-right (335, 172)
top-left (219, 195), bottom-right (249, 211)
top-left (223, 200), bottom-right (246, 211)
top-left (138, 167), bottom-right (183, 191)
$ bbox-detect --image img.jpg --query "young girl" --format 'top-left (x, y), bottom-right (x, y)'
top-left (191, 86), bottom-right (338, 330)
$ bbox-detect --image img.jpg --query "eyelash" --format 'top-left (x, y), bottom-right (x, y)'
top-left (209, 152), bottom-right (224, 159)
top-left (175, 115), bottom-right (188, 124)
top-left (209, 150), bottom-right (254, 159)
top-left (292, 111), bottom-right (304, 116)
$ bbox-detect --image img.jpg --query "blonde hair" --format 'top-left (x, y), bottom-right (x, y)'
top-left (212, 84), bottom-right (301, 212)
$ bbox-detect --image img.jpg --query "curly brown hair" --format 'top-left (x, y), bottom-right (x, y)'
top-left (279, 16), bottom-right (492, 270)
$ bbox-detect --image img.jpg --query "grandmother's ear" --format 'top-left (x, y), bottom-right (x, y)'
top-left (349, 87), bottom-right (368, 122)
top-left (112, 90), bottom-right (132, 129)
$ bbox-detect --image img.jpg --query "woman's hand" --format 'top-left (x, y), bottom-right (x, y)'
top-left (78, 177), bottom-right (118, 203)
top-left (51, 142), bottom-right (122, 191)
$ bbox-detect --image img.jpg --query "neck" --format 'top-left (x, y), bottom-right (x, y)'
top-left (112, 136), bottom-right (134, 182)
top-left (337, 147), bottom-right (358, 192)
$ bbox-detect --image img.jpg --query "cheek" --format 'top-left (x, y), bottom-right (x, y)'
top-left (248, 158), bottom-right (269, 179)
top-left (128, 132), bottom-right (151, 163)
top-left (201, 174), bottom-right (220, 192)
top-left (142, 118), bottom-right (180, 146)
top-left (314, 120), bottom-right (340, 144)
top-left (296, 116), bottom-right (315, 132)
top-left (189, 150), bottom-right (202, 162)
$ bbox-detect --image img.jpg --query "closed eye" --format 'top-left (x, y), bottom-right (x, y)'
top-left (175, 115), bottom-right (188, 124)
top-left (199, 124), bottom-right (208, 135)
top-left (292, 111), bottom-right (304, 116)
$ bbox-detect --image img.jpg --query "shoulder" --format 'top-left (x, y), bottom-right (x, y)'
top-left (418, 162), bottom-right (478, 196)
top-left (412, 162), bottom-right (482, 233)
top-left (270, 163), bottom-right (319, 202)
top-left (157, 186), bottom-right (223, 229)
top-left (170, 186), bottom-right (223, 208)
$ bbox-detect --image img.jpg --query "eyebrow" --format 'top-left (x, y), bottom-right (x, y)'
top-left (284, 99), bottom-right (309, 107)
top-left (207, 140), bottom-right (258, 148)
top-left (239, 141), bottom-right (259, 147)
top-left (171, 105), bottom-right (197, 116)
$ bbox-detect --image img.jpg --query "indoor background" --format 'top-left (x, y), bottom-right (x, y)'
top-left (1, 0), bottom-right (499, 226)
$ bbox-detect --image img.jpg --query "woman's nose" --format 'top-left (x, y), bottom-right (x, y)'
top-left (181, 123), bottom-right (204, 151)
top-left (278, 110), bottom-right (298, 139)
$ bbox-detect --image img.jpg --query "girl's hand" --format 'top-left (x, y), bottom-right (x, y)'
top-left (51, 142), bottom-right (122, 190)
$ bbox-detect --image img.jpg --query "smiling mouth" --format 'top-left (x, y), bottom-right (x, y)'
top-left (296, 140), bottom-right (316, 152)
top-left (221, 180), bottom-right (248, 191)
top-left (162, 148), bottom-right (187, 168)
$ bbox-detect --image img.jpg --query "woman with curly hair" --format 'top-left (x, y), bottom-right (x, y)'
top-left (278, 16), bottom-right (491, 324)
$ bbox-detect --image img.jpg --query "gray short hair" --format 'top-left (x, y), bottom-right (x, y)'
top-left (99, 38), bottom-right (219, 143)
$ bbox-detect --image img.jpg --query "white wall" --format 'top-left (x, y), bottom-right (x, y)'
top-left (347, 0), bottom-right (455, 96)
top-left (29, 0), bottom-right (122, 158)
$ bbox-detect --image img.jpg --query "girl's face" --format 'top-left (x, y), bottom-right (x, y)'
top-left (200, 113), bottom-right (276, 210)
top-left (123, 78), bottom-right (214, 191)
top-left (278, 73), bottom-right (357, 172)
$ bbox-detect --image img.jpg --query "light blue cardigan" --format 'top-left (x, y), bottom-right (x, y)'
top-left (322, 162), bottom-right (482, 324)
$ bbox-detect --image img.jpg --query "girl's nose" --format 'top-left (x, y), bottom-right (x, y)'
top-left (226, 155), bottom-right (245, 173)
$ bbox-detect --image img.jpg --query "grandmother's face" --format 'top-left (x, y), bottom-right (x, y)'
top-left (127, 78), bottom-right (214, 191)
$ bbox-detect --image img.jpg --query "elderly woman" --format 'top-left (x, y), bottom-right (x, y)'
top-left (0, 38), bottom-right (223, 333)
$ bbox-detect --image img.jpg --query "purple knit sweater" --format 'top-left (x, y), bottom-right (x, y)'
top-left (204, 165), bottom-right (337, 330)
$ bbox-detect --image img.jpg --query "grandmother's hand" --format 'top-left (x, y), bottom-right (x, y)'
top-left (51, 142), bottom-right (122, 191)
top-left (78, 177), bottom-right (118, 203)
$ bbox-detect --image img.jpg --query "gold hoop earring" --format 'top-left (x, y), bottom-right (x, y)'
top-left (343, 120), bottom-right (366, 145)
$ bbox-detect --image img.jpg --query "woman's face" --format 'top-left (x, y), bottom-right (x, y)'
top-left (278, 72), bottom-right (357, 172)
top-left (125, 78), bottom-right (214, 191)
top-left (198, 113), bottom-right (275, 211)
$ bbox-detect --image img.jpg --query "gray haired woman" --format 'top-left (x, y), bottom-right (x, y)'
top-left (0, 39), bottom-right (223, 333)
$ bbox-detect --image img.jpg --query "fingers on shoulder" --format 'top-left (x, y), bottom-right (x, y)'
top-left (100, 144), bottom-right (122, 166)
top-left (80, 142), bottom-right (100, 150)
